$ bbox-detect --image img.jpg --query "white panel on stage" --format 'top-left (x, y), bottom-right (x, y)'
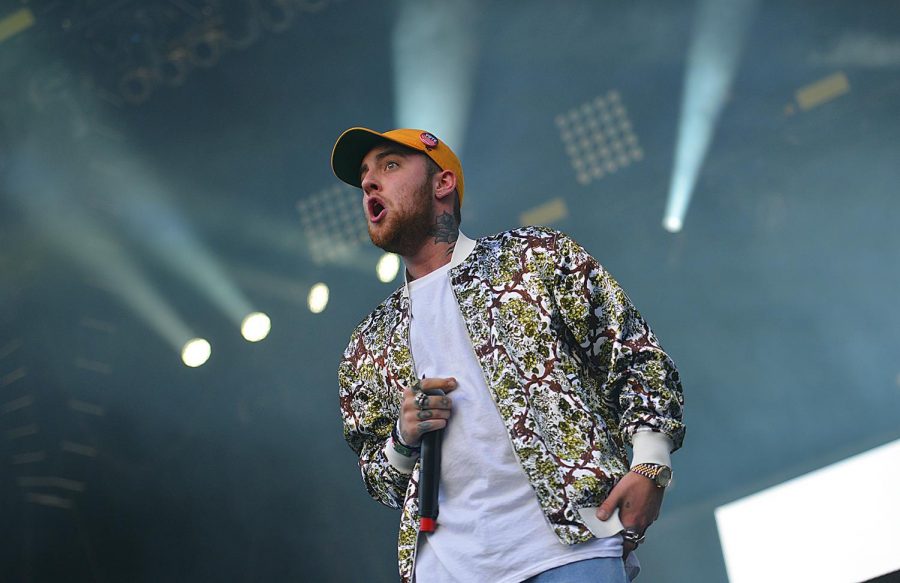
top-left (715, 438), bottom-right (900, 583)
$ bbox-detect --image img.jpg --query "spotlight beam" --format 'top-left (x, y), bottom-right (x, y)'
top-left (392, 0), bottom-right (480, 153)
top-left (89, 156), bottom-right (257, 327)
top-left (8, 155), bottom-right (195, 352)
top-left (664, 0), bottom-right (758, 232)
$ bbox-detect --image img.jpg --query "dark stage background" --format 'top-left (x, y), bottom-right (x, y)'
top-left (1, 1), bottom-right (899, 581)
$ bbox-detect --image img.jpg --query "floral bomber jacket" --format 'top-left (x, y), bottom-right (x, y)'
top-left (337, 226), bottom-right (685, 582)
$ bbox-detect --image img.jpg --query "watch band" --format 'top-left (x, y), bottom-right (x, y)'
top-left (630, 463), bottom-right (672, 488)
top-left (391, 423), bottom-right (421, 458)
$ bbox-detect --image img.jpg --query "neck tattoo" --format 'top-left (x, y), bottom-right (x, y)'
top-left (431, 211), bottom-right (459, 255)
top-left (431, 212), bottom-right (459, 254)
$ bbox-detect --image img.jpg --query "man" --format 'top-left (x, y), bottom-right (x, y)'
top-left (333, 127), bottom-right (684, 583)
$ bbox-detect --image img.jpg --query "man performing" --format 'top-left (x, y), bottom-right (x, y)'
top-left (333, 127), bottom-right (685, 583)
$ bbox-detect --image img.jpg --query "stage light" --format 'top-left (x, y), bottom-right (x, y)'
top-left (187, 31), bottom-right (221, 68)
top-left (241, 311), bottom-right (271, 342)
top-left (795, 71), bottom-right (850, 112)
top-left (664, 0), bottom-right (757, 232)
top-left (296, 184), bottom-right (369, 265)
top-left (68, 399), bottom-right (104, 416)
top-left (258, 0), bottom-right (294, 32)
top-left (663, 216), bottom-right (683, 233)
top-left (556, 91), bottom-right (643, 186)
top-left (716, 438), bottom-right (900, 582)
top-left (392, 0), bottom-right (479, 154)
top-left (0, 7), bottom-right (35, 44)
top-left (181, 338), bottom-right (211, 367)
top-left (119, 68), bottom-right (154, 105)
top-left (2, 395), bottom-right (33, 415)
top-left (308, 283), bottom-right (329, 314)
top-left (159, 50), bottom-right (190, 87)
top-left (376, 253), bottom-right (401, 283)
top-left (520, 198), bottom-right (569, 227)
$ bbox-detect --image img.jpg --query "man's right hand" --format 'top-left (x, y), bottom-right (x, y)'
top-left (398, 377), bottom-right (457, 446)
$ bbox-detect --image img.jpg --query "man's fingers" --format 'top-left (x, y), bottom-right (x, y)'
top-left (416, 419), bottom-right (447, 435)
top-left (403, 395), bottom-right (453, 413)
top-left (420, 394), bottom-right (453, 409)
top-left (413, 408), bottom-right (451, 421)
top-left (413, 377), bottom-right (458, 394)
top-left (596, 491), bottom-right (620, 521)
top-left (398, 378), bottom-right (456, 445)
top-left (403, 381), bottom-right (455, 412)
top-left (399, 415), bottom-right (449, 445)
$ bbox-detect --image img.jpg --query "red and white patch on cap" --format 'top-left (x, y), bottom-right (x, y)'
top-left (419, 132), bottom-right (439, 149)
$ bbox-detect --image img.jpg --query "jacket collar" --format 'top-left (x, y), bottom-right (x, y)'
top-left (402, 230), bottom-right (476, 298)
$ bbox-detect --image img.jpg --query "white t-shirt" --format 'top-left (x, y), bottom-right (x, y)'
top-left (408, 262), bottom-right (623, 583)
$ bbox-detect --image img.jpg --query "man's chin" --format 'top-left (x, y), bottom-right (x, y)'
top-left (368, 226), bottom-right (402, 255)
top-left (369, 226), bottom-right (425, 258)
top-left (367, 223), bottom-right (390, 249)
top-left (370, 236), bottom-right (411, 257)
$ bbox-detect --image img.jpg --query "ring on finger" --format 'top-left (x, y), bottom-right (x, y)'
top-left (622, 529), bottom-right (645, 546)
top-left (414, 391), bottom-right (429, 410)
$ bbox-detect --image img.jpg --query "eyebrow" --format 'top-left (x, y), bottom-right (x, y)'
top-left (359, 147), bottom-right (412, 181)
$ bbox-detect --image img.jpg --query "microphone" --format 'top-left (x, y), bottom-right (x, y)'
top-left (418, 389), bottom-right (444, 533)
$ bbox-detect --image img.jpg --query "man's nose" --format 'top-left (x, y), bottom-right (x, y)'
top-left (361, 171), bottom-right (379, 194)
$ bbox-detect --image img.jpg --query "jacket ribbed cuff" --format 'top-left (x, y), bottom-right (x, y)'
top-left (630, 430), bottom-right (673, 468)
top-left (383, 436), bottom-right (418, 474)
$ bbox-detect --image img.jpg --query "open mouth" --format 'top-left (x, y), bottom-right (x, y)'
top-left (368, 198), bottom-right (387, 223)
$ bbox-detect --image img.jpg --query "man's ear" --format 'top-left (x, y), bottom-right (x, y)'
top-left (433, 170), bottom-right (457, 201)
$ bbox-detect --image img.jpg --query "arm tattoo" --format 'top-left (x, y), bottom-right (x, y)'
top-left (431, 212), bottom-right (459, 246)
top-left (417, 409), bottom-right (433, 420)
top-left (418, 421), bottom-right (434, 433)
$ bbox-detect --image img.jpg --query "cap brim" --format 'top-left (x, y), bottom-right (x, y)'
top-left (330, 127), bottom-right (387, 188)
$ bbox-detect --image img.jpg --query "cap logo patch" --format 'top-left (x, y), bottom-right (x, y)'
top-left (419, 132), bottom-right (439, 149)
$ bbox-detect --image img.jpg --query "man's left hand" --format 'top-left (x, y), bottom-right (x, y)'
top-left (596, 471), bottom-right (665, 558)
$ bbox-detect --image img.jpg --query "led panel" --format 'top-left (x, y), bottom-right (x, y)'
top-left (715, 439), bottom-right (900, 583)
top-left (296, 184), bottom-right (369, 264)
top-left (555, 91), bottom-right (643, 186)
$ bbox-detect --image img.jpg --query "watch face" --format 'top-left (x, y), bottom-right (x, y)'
top-left (656, 467), bottom-right (673, 487)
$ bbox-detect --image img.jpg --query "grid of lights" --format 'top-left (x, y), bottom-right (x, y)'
top-left (556, 91), bottom-right (644, 185)
top-left (296, 184), bottom-right (369, 264)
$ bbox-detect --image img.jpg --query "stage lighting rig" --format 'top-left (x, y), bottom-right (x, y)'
top-left (556, 91), bottom-right (644, 186)
top-left (4, 0), bottom-right (341, 106)
top-left (296, 184), bottom-right (369, 265)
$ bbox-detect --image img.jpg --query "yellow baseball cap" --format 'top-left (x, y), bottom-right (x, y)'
top-left (330, 127), bottom-right (465, 204)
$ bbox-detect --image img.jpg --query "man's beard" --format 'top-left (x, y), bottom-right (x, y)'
top-left (368, 177), bottom-right (434, 257)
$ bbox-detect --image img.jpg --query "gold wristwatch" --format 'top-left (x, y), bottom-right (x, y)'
top-left (630, 463), bottom-right (673, 488)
